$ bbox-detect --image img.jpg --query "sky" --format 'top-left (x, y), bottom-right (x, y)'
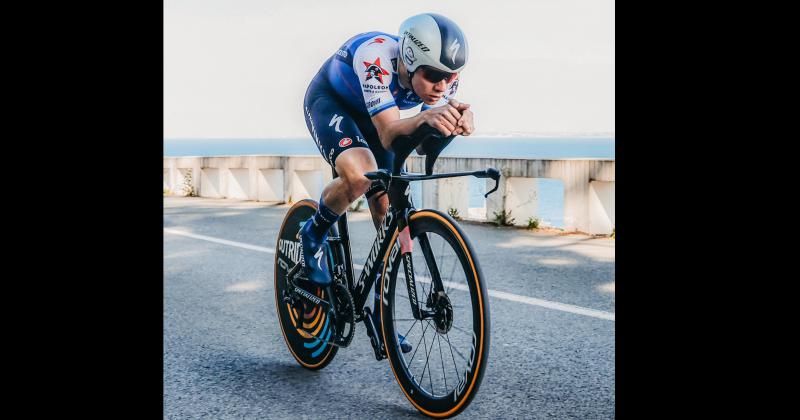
top-left (164, 0), bottom-right (614, 139)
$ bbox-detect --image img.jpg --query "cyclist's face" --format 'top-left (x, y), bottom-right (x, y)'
top-left (412, 66), bottom-right (457, 105)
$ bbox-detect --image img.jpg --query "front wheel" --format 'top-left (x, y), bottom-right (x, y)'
top-left (379, 210), bottom-right (491, 418)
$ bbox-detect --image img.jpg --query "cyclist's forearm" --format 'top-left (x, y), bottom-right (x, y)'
top-left (377, 112), bottom-right (426, 150)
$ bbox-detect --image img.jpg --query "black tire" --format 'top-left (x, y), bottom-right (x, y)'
top-left (274, 199), bottom-right (338, 370)
top-left (379, 210), bottom-right (491, 418)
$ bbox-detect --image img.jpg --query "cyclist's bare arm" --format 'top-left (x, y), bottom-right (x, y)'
top-left (371, 104), bottom-right (463, 150)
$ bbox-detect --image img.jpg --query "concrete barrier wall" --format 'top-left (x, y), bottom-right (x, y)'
top-left (164, 155), bottom-right (614, 234)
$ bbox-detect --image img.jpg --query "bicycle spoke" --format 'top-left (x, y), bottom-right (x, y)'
top-left (445, 254), bottom-right (458, 295)
top-left (440, 234), bottom-right (445, 264)
top-left (417, 320), bottom-right (437, 396)
top-left (442, 331), bottom-right (468, 364)
top-left (436, 332), bottom-right (448, 393)
top-left (407, 317), bottom-right (432, 367)
top-left (401, 319), bottom-right (420, 348)
top-left (443, 330), bottom-right (462, 380)
top-left (409, 319), bottom-right (432, 388)
top-left (450, 323), bottom-right (475, 338)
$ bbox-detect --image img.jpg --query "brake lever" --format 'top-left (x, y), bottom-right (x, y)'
top-left (483, 168), bottom-right (501, 198)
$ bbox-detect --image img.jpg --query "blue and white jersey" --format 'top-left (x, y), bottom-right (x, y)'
top-left (322, 32), bottom-right (459, 117)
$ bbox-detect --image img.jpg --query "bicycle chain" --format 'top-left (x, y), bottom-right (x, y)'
top-left (332, 282), bottom-right (356, 347)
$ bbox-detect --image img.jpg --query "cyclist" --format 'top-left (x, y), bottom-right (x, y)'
top-left (299, 13), bottom-right (475, 353)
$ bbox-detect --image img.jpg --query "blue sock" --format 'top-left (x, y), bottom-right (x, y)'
top-left (308, 197), bottom-right (340, 241)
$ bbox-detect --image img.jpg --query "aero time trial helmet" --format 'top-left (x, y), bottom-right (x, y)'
top-left (398, 13), bottom-right (469, 75)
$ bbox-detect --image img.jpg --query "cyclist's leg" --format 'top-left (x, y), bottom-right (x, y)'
top-left (353, 113), bottom-right (394, 230)
top-left (301, 88), bottom-right (374, 285)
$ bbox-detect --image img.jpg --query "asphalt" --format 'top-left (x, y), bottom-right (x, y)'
top-left (164, 196), bottom-right (615, 419)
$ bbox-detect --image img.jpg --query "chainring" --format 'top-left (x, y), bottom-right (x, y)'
top-left (332, 282), bottom-right (356, 347)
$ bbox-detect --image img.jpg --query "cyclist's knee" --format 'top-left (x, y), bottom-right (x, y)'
top-left (341, 176), bottom-right (370, 203)
top-left (335, 149), bottom-right (377, 202)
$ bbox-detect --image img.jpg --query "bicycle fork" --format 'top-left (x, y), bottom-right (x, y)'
top-left (394, 209), bottom-right (442, 322)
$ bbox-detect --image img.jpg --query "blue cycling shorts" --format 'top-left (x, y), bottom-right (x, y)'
top-left (303, 69), bottom-right (396, 174)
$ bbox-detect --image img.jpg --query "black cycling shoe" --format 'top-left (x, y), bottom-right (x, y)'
top-left (298, 218), bottom-right (332, 286)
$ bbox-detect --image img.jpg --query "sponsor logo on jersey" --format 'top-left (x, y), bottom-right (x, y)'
top-left (335, 49), bottom-right (348, 59)
top-left (356, 135), bottom-right (368, 145)
top-left (363, 57), bottom-right (390, 84)
top-left (367, 37), bottom-right (385, 46)
top-left (361, 83), bottom-right (389, 91)
top-left (403, 31), bottom-right (430, 52)
top-left (339, 137), bottom-right (352, 147)
top-left (366, 98), bottom-right (381, 109)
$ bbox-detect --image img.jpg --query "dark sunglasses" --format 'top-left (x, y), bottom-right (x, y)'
top-left (420, 66), bottom-right (458, 84)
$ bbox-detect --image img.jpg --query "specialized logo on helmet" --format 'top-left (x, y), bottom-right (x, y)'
top-left (339, 137), bottom-right (352, 147)
top-left (448, 39), bottom-right (461, 65)
top-left (403, 31), bottom-right (430, 52)
top-left (363, 57), bottom-right (390, 84)
top-left (403, 46), bottom-right (416, 65)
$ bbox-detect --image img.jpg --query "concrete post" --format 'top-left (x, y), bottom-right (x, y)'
top-left (437, 177), bottom-right (469, 218)
top-left (163, 169), bottom-right (169, 192)
top-left (192, 158), bottom-right (201, 196)
top-left (200, 167), bottom-right (221, 198)
top-left (248, 157), bottom-right (258, 200)
top-left (485, 168), bottom-right (509, 224)
top-left (505, 177), bottom-right (540, 227)
top-left (421, 179), bottom-right (438, 210)
top-left (227, 168), bottom-right (250, 200)
top-left (561, 161), bottom-right (591, 232)
top-left (169, 160), bottom-right (178, 193)
top-left (588, 181), bottom-right (615, 234)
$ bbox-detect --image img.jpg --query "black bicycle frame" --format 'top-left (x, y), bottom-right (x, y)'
top-left (328, 124), bottom-right (500, 321)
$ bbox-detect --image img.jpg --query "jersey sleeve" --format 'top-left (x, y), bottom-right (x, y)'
top-left (351, 37), bottom-right (397, 117)
top-left (421, 76), bottom-right (460, 111)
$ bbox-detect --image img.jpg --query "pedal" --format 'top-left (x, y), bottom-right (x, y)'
top-left (362, 307), bottom-right (386, 361)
